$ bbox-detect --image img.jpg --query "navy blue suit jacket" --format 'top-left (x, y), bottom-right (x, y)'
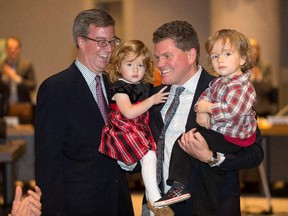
top-left (35, 63), bottom-right (134, 216)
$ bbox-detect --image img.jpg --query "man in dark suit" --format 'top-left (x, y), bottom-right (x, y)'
top-left (146, 21), bottom-right (264, 216)
top-left (34, 9), bottom-right (134, 216)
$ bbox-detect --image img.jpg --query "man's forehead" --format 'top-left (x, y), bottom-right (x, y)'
top-left (154, 40), bottom-right (176, 53)
top-left (89, 24), bottom-right (114, 33)
top-left (7, 39), bottom-right (20, 47)
top-left (154, 45), bottom-right (180, 57)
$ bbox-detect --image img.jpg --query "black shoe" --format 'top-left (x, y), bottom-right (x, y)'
top-left (154, 182), bottom-right (191, 207)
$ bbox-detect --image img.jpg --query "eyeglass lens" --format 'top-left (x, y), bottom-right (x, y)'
top-left (82, 36), bottom-right (120, 47)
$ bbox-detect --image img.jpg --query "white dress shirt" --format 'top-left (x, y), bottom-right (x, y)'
top-left (161, 66), bottom-right (202, 193)
top-left (75, 59), bottom-right (108, 105)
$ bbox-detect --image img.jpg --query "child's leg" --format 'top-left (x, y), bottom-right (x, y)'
top-left (197, 127), bottom-right (241, 154)
top-left (140, 150), bottom-right (161, 204)
top-left (196, 127), bottom-right (241, 206)
top-left (153, 142), bottom-right (191, 207)
top-left (141, 151), bottom-right (175, 215)
top-left (168, 141), bottom-right (191, 185)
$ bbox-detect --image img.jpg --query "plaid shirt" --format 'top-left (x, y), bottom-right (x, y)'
top-left (196, 71), bottom-right (257, 139)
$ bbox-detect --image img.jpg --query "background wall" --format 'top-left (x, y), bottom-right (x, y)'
top-left (97, 0), bottom-right (210, 71)
top-left (0, 0), bottom-right (287, 109)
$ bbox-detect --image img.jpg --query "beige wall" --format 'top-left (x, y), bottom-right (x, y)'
top-left (123, 0), bottom-right (210, 67)
top-left (96, 0), bottom-right (210, 69)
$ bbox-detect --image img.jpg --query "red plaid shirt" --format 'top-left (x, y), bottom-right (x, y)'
top-left (196, 71), bottom-right (257, 139)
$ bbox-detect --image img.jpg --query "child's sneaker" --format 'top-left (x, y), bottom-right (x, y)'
top-left (153, 181), bottom-right (191, 207)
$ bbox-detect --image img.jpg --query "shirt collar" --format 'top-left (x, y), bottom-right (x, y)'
top-left (119, 78), bottom-right (140, 85)
top-left (171, 65), bottom-right (202, 94)
top-left (75, 59), bottom-right (103, 84)
top-left (221, 70), bottom-right (251, 84)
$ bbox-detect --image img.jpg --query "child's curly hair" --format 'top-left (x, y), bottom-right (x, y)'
top-left (106, 40), bottom-right (154, 84)
top-left (205, 29), bottom-right (256, 73)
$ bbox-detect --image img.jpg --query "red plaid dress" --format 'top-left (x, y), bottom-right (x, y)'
top-left (99, 80), bottom-right (157, 164)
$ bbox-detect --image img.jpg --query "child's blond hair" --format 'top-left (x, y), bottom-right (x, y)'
top-left (205, 29), bottom-right (256, 73)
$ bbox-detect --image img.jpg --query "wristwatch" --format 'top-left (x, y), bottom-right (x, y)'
top-left (207, 151), bottom-right (220, 167)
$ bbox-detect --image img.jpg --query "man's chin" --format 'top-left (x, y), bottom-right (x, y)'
top-left (161, 79), bottom-right (172, 85)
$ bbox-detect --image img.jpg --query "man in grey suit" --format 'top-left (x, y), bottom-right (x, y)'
top-left (0, 36), bottom-right (36, 118)
top-left (35, 9), bottom-right (134, 216)
top-left (0, 36), bottom-right (36, 104)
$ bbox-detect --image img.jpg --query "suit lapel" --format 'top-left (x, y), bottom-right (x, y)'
top-left (68, 63), bottom-right (105, 124)
top-left (151, 85), bottom-right (171, 130)
top-left (102, 73), bottom-right (111, 102)
top-left (185, 69), bottom-right (214, 132)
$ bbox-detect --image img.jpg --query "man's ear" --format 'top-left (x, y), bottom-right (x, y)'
top-left (187, 48), bottom-right (197, 64)
top-left (78, 36), bottom-right (85, 48)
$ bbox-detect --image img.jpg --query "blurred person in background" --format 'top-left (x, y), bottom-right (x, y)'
top-left (249, 37), bottom-right (278, 117)
top-left (0, 36), bottom-right (36, 105)
top-left (0, 36), bottom-right (36, 122)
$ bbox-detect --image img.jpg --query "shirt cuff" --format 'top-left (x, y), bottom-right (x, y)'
top-left (210, 152), bottom-right (225, 167)
top-left (117, 160), bottom-right (137, 171)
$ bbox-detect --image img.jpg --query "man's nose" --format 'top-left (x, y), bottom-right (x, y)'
top-left (157, 57), bottom-right (166, 68)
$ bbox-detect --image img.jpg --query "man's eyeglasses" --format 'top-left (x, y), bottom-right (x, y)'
top-left (81, 36), bottom-right (121, 47)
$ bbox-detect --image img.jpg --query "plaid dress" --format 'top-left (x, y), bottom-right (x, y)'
top-left (99, 80), bottom-right (157, 164)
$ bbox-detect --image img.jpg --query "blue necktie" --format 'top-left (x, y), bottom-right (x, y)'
top-left (156, 86), bottom-right (185, 191)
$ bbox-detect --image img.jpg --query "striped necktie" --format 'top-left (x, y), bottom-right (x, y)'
top-left (95, 75), bottom-right (108, 122)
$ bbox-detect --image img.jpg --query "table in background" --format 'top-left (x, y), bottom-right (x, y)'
top-left (253, 123), bottom-right (288, 213)
top-left (6, 124), bottom-right (34, 182)
top-left (242, 123), bottom-right (288, 185)
top-left (0, 140), bottom-right (26, 206)
top-left (259, 124), bottom-right (288, 183)
top-left (260, 124), bottom-right (288, 136)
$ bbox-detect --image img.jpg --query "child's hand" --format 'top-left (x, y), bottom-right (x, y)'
top-left (151, 86), bottom-right (170, 105)
top-left (196, 112), bottom-right (210, 128)
top-left (197, 100), bottom-right (212, 113)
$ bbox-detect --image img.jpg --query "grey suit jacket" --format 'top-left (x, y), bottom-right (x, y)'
top-left (0, 58), bottom-right (36, 103)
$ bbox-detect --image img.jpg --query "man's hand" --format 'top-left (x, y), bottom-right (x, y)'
top-left (27, 186), bottom-right (42, 216)
top-left (10, 186), bottom-right (42, 216)
top-left (2, 64), bottom-right (22, 83)
top-left (178, 128), bottom-right (212, 163)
